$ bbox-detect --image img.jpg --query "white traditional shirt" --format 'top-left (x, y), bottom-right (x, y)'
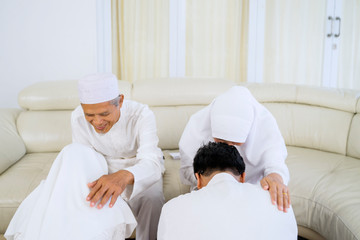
top-left (179, 86), bottom-right (289, 189)
top-left (158, 173), bottom-right (298, 240)
top-left (71, 100), bottom-right (164, 200)
top-left (5, 98), bottom-right (163, 240)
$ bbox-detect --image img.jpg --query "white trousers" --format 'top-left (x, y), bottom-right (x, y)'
top-left (128, 177), bottom-right (164, 240)
top-left (5, 143), bottom-right (137, 240)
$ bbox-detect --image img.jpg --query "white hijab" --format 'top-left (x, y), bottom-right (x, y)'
top-left (210, 86), bottom-right (254, 143)
top-left (179, 86), bottom-right (289, 185)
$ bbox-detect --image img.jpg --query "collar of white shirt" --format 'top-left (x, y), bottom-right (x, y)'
top-left (207, 172), bottom-right (237, 187)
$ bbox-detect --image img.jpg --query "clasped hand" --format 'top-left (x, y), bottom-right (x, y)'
top-left (86, 170), bottom-right (134, 209)
top-left (260, 173), bottom-right (290, 213)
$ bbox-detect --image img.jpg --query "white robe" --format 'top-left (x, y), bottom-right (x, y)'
top-left (71, 100), bottom-right (164, 200)
top-left (179, 86), bottom-right (289, 189)
top-left (5, 100), bottom-right (164, 240)
top-left (5, 143), bottom-right (136, 240)
top-left (158, 173), bottom-right (298, 240)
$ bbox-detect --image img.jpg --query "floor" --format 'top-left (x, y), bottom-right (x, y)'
top-left (298, 237), bottom-right (309, 240)
top-left (125, 237), bottom-right (308, 240)
top-left (1, 235), bottom-right (309, 239)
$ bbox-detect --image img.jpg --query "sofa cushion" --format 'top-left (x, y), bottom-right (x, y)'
top-left (17, 111), bottom-right (72, 153)
top-left (18, 80), bottom-right (79, 110)
top-left (296, 85), bottom-right (360, 113)
top-left (287, 146), bottom-right (360, 240)
top-left (347, 114), bottom-right (360, 159)
top-left (132, 78), bottom-right (236, 106)
top-left (151, 106), bottom-right (204, 150)
top-left (162, 150), bottom-right (190, 201)
top-left (16, 106), bottom-right (206, 152)
top-left (312, 157), bottom-right (360, 240)
top-left (242, 82), bottom-right (298, 102)
top-left (0, 152), bottom-right (57, 233)
top-left (0, 109), bottom-right (26, 174)
top-left (243, 83), bottom-right (360, 113)
top-left (18, 80), bottom-right (132, 111)
top-left (265, 103), bottom-right (353, 155)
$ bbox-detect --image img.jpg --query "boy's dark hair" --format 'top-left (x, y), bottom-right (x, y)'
top-left (193, 142), bottom-right (245, 177)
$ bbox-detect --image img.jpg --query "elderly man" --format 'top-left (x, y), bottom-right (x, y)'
top-left (158, 142), bottom-right (297, 240)
top-left (5, 73), bottom-right (164, 240)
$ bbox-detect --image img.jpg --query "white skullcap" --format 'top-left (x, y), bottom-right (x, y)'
top-left (78, 73), bottom-right (119, 104)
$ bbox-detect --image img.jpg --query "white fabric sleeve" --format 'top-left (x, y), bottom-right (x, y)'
top-left (262, 143), bottom-right (290, 185)
top-left (179, 148), bottom-right (197, 187)
top-left (157, 204), bottom-right (170, 240)
top-left (178, 106), bottom-right (212, 188)
top-left (124, 109), bottom-right (164, 200)
top-left (255, 111), bottom-right (289, 185)
top-left (71, 106), bottom-right (90, 145)
top-left (178, 118), bottom-right (200, 188)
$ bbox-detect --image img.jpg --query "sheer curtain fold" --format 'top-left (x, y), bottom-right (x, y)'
top-left (111, 0), bottom-right (121, 79)
top-left (112, 0), bottom-right (249, 83)
top-left (111, 0), bottom-right (169, 83)
top-left (110, 1), bottom-right (360, 89)
top-left (263, 0), bottom-right (327, 86)
top-left (185, 0), bottom-right (249, 83)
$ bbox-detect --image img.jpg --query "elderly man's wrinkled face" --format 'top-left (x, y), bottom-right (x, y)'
top-left (81, 96), bottom-right (123, 134)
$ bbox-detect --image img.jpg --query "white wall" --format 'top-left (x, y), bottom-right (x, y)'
top-left (0, 0), bottom-right (98, 108)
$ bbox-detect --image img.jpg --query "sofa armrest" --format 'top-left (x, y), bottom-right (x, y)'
top-left (162, 151), bottom-right (190, 202)
top-left (0, 108), bottom-right (26, 174)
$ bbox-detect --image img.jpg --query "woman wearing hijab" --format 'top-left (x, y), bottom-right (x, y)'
top-left (179, 86), bottom-right (290, 212)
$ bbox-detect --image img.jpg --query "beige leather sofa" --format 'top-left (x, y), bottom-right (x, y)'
top-left (1, 79), bottom-right (360, 240)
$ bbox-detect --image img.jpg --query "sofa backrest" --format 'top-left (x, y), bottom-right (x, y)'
top-left (348, 103), bottom-right (360, 159)
top-left (16, 79), bottom-right (360, 159)
top-left (18, 80), bottom-right (133, 111)
top-left (132, 78), bottom-right (236, 149)
top-left (16, 78), bottom-right (235, 152)
top-left (243, 83), bottom-right (360, 156)
top-left (17, 80), bottom-right (132, 153)
top-left (0, 109), bottom-right (26, 174)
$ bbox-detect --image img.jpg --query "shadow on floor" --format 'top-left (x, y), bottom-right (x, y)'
top-left (298, 236), bottom-right (309, 240)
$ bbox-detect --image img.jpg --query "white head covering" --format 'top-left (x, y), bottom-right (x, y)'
top-left (78, 73), bottom-right (119, 104)
top-left (210, 87), bottom-right (254, 143)
top-left (179, 86), bottom-right (289, 187)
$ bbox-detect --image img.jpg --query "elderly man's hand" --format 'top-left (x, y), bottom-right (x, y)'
top-left (86, 170), bottom-right (134, 209)
top-left (260, 173), bottom-right (290, 212)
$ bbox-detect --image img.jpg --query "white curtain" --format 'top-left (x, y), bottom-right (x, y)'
top-left (185, 0), bottom-right (249, 83)
top-left (338, 0), bottom-right (360, 90)
top-left (262, 0), bottom-right (327, 86)
top-left (111, 0), bottom-right (169, 82)
top-left (111, 0), bottom-right (249, 83)
top-left (111, 0), bottom-right (359, 89)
